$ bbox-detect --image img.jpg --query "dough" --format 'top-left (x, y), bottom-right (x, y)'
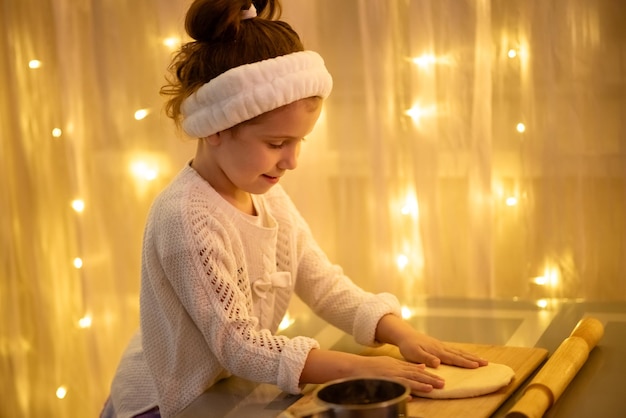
top-left (414, 363), bottom-right (515, 399)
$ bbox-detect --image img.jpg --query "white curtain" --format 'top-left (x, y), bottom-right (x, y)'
top-left (1, 0), bottom-right (624, 416)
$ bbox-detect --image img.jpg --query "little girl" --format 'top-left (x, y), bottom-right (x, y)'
top-left (102, 1), bottom-right (487, 417)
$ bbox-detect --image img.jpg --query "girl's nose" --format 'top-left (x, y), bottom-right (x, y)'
top-left (278, 142), bottom-right (300, 170)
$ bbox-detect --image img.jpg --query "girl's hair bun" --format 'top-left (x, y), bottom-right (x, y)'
top-left (161, 0), bottom-right (297, 127)
top-left (185, 0), bottom-right (281, 42)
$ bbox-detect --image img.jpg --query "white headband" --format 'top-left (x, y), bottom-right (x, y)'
top-left (181, 50), bottom-right (333, 138)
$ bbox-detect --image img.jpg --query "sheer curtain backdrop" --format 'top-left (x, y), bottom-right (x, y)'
top-left (1, 0), bottom-right (624, 416)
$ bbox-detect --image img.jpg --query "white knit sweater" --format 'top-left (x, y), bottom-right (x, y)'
top-left (109, 163), bottom-right (401, 418)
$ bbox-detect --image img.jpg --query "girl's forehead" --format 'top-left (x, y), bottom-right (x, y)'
top-left (247, 98), bottom-right (322, 124)
top-left (234, 99), bottom-right (323, 139)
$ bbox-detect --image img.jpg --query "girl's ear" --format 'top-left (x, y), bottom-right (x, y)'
top-left (204, 132), bottom-right (222, 146)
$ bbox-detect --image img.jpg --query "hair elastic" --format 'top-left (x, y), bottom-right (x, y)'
top-left (240, 4), bottom-right (257, 20)
top-left (181, 50), bottom-right (333, 138)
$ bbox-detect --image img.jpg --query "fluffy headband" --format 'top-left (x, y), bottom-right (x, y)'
top-left (181, 50), bottom-right (333, 138)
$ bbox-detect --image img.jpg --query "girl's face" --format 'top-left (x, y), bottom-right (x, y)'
top-left (194, 98), bottom-right (323, 210)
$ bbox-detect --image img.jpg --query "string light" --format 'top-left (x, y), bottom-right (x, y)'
top-left (134, 109), bottom-right (150, 121)
top-left (396, 254), bottom-right (409, 270)
top-left (412, 54), bottom-right (436, 68)
top-left (130, 160), bottom-right (159, 181)
top-left (411, 53), bottom-right (454, 68)
top-left (532, 265), bottom-right (560, 288)
top-left (71, 199), bottom-right (85, 213)
top-left (401, 306), bottom-right (412, 319)
top-left (536, 299), bottom-right (548, 309)
top-left (405, 104), bottom-right (437, 124)
top-left (543, 266), bottom-right (559, 287)
top-left (28, 59), bottom-right (42, 69)
top-left (505, 196), bottom-right (518, 206)
top-left (507, 49), bottom-right (518, 59)
top-left (52, 128), bottom-right (62, 138)
top-left (78, 315), bottom-right (92, 329)
top-left (400, 194), bottom-right (419, 218)
top-left (55, 385), bottom-right (68, 399)
top-left (73, 258), bottom-right (83, 269)
top-left (163, 37), bottom-right (181, 49)
top-left (278, 312), bottom-right (295, 331)
top-left (516, 122), bottom-right (526, 133)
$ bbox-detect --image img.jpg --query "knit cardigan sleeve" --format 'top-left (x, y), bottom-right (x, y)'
top-left (267, 187), bottom-right (402, 347)
top-left (140, 175), bottom-right (318, 417)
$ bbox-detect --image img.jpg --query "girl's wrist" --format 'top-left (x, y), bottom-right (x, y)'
top-left (375, 313), bottom-right (417, 346)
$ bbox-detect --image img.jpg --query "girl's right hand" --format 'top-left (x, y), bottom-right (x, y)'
top-left (300, 349), bottom-right (444, 394)
top-left (349, 355), bottom-right (445, 394)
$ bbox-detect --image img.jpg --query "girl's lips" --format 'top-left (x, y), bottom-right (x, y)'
top-left (262, 174), bottom-right (280, 184)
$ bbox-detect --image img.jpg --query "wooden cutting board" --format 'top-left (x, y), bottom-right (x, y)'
top-left (286, 343), bottom-right (548, 418)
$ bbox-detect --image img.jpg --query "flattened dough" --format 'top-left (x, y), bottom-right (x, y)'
top-left (415, 363), bottom-right (515, 399)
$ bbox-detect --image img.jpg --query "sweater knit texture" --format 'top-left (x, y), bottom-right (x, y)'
top-left (109, 164), bottom-right (401, 418)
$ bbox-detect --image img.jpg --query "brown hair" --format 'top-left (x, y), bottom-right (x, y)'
top-left (161, 0), bottom-right (304, 128)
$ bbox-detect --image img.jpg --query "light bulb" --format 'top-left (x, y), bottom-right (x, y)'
top-left (405, 104), bottom-right (436, 123)
top-left (396, 254), bottom-right (409, 270)
top-left (56, 385), bottom-right (67, 399)
top-left (134, 109), bottom-right (150, 120)
top-left (412, 54), bottom-right (436, 68)
top-left (78, 316), bottom-right (92, 328)
top-left (130, 160), bottom-right (158, 181)
top-left (71, 199), bottom-right (85, 212)
top-left (163, 37), bottom-right (181, 49)
top-left (401, 194), bottom-right (419, 217)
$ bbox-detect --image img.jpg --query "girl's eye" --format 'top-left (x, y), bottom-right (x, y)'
top-left (268, 138), bottom-right (304, 149)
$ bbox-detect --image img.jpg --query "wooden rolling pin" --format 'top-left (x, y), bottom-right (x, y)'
top-left (506, 316), bottom-right (604, 418)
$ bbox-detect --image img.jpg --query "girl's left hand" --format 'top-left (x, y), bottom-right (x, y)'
top-left (397, 331), bottom-right (489, 369)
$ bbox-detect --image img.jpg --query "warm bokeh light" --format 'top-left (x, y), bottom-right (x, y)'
top-left (505, 196), bottom-right (518, 206)
top-left (516, 122), bottom-right (526, 133)
top-left (71, 199), bottom-right (85, 213)
top-left (405, 104), bottom-right (437, 123)
top-left (508, 48), bottom-right (518, 58)
top-left (55, 386), bottom-right (67, 399)
top-left (532, 265), bottom-right (560, 288)
top-left (163, 36), bottom-right (181, 49)
top-left (396, 254), bottom-right (409, 270)
top-left (401, 194), bottom-right (419, 218)
top-left (130, 160), bottom-right (159, 181)
top-left (73, 258), bottom-right (83, 269)
top-left (28, 59), bottom-right (42, 69)
top-left (52, 128), bottom-right (62, 138)
top-left (78, 316), bottom-right (92, 329)
top-left (543, 266), bottom-right (560, 287)
top-left (411, 53), bottom-right (454, 68)
top-left (134, 109), bottom-right (150, 120)
top-left (412, 54), bottom-right (436, 68)
top-left (278, 313), bottom-right (295, 332)
top-left (401, 306), bottom-right (412, 319)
